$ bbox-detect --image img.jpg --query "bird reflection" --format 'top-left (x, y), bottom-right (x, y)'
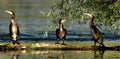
top-left (47, 53), bottom-right (65, 59)
top-left (94, 50), bottom-right (105, 59)
top-left (12, 52), bottom-right (20, 59)
top-left (30, 50), bottom-right (65, 59)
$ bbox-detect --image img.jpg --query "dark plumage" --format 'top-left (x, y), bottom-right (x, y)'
top-left (84, 13), bottom-right (105, 47)
top-left (56, 19), bottom-right (67, 44)
top-left (5, 10), bottom-right (20, 45)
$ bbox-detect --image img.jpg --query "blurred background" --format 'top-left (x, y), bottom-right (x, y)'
top-left (0, 0), bottom-right (55, 33)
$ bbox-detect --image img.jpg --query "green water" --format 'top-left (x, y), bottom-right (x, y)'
top-left (0, 50), bottom-right (119, 59)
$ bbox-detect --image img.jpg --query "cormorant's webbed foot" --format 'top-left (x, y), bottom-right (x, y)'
top-left (12, 41), bottom-right (20, 45)
top-left (101, 44), bottom-right (105, 48)
top-left (12, 41), bottom-right (16, 45)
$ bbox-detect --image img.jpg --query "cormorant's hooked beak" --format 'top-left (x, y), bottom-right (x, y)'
top-left (84, 13), bottom-right (93, 18)
top-left (5, 10), bottom-right (13, 15)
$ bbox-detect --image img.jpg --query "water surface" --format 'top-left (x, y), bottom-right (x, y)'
top-left (0, 50), bottom-right (120, 59)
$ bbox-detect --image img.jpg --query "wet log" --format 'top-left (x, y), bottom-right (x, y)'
top-left (0, 42), bottom-right (120, 51)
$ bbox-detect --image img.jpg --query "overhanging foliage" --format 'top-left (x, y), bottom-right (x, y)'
top-left (51, 0), bottom-right (120, 34)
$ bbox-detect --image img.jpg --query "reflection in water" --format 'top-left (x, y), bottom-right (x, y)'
top-left (11, 50), bottom-right (27, 59)
top-left (0, 50), bottom-right (119, 59)
top-left (46, 53), bottom-right (65, 59)
top-left (31, 50), bottom-right (65, 59)
top-left (94, 50), bottom-right (105, 59)
top-left (12, 51), bottom-right (20, 59)
top-left (10, 50), bottom-right (104, 59)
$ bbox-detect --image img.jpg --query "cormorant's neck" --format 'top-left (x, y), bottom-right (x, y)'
top-left (11, 16), bottom-right (16, 23)
top-left (11, 14), bottom-right (15, 20)
top-left (90, 16), bottom-right (94, 22)
top-left (11, 19), bottom-right (16, 23)
top-left (90, 16), bottom-right (94, 26)
top-left (59, 23), bottom-right (63, 30)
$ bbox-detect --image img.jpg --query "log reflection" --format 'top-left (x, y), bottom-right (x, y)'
top-left (94, 49), bottom-right (105, 59)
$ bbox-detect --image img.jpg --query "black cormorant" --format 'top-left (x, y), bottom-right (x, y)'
top-left (5, 10), bottom-right (20, 45)
top-left (56, 19), bottom-right (67, 44)
top-left (84, 13), bottom-right (105, 47)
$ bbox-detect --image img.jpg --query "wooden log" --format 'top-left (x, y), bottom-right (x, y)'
top-left (0, 42), bottom-right (120, 51)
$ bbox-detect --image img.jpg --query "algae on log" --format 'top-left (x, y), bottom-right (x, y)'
top-left (0, 42), bottom-right (120, 51)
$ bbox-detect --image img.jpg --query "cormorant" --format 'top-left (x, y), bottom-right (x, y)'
top-left (84, 13), bottom-right (105, 47)
top-left (5, 10), bottom-right (20, 45)
top-left (56, 19), bottom-right (67, 44)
